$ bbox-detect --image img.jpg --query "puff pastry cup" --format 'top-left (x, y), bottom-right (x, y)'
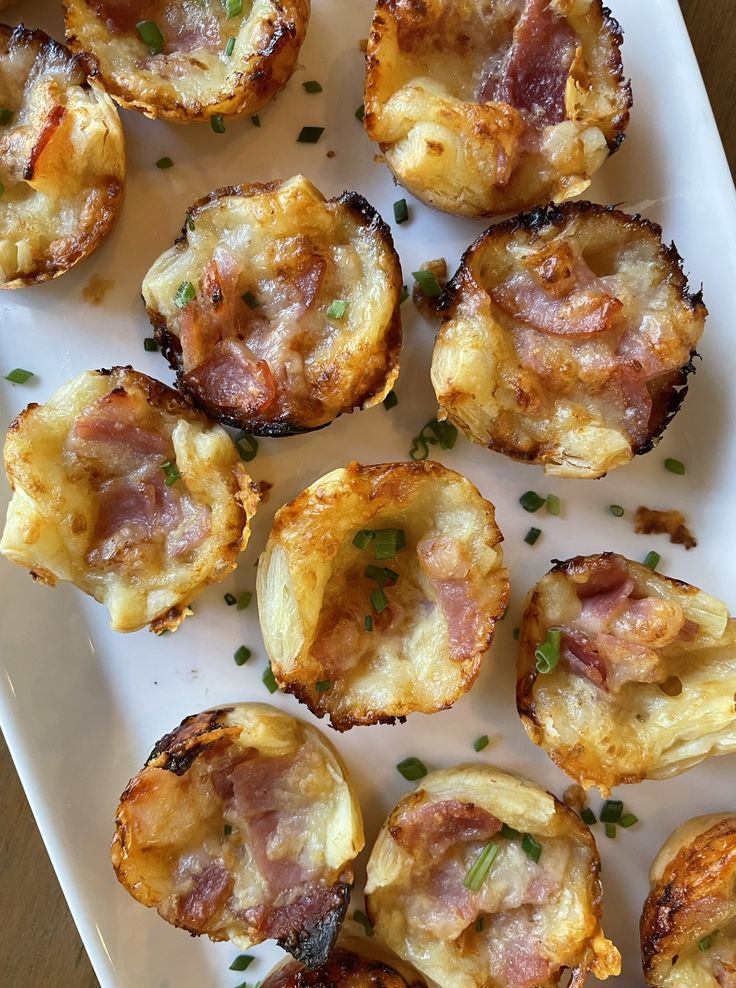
top-left (431, 202), bottom-right (707, 479)
top-left (111, 703), bottom-right (365, 968)
top-left (257, 460), bottom-right (509, 730)
top-left (517, 553), bottom-right (736, 794)
top-left (363, 0), bottom-right (631, 218)
top-left (365, 765), bottom-right (620, 988)
top-left (143, 175), bottom-right (402, 436)
top-left (640, 814), bottom-right (736, 987)
top-left (64, 0), bottom-right (310, 122)
top-left (0, 24), bottom-right (125, 288)
top-left (1, 367), bottom-right (258, 633)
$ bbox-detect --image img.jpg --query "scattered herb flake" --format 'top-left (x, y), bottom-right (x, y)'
top-left (609, 504), bottom-right (625, 517)
top-left (136, 19), bottom-right (164, 55)
top-left (0, 108), bottom-right (12, 126)
top-left (665, 458), bottom-right (686, 475)
top-left (303, 80), bottom-right (323, 93)
top-left (234, 430), bottom-right (258, 462)
top-left (397, 757), bottom-right (427, 781)
top-left (315, 679), bottom-right (332, 693)
top-left (224, 593), bottom-right (237, 606)
top-left (229, 954), bottom-right (254, 972)
top-left (605, 822), bottom-right (616, 839)
top-left (524, 527), bottom-right (541, 546)
top-left (262, 664), bottom-right (278, 694)
top-left (643, 550), bottom-right (661, 571)
top-left (143, 337), bottom-right (158, 352)
top-left (160, 460), bottom-right (181, 486)
top-left (411, 268), bottom-right (442, 298)
top-left (326, 298), bottom-right (348, 319)
top-left (354, 909), bottom-right (373, 937)
top-left (463, 841), bottom-right (499, 891)
top-left (383, 389), bottom-right (398, 411)
top-left (547, 494), bottom-right (561, 516)
top-left (355, 103), bottom-right (365, 121)
top-left (251, 114), bottom-right (261, 127)
top-left (4, 368), bottom-right (34, 384)
top-left (619, 813), bottom-right (638, 829)
top-left (211, 114), bottom-right (226, 133)
top-left (409, 418), bottom-right (457, 460)
top-left (535, 628), bottom-right (561, 674)
top-left (500, 823), bottom-right (519, 840)
top-left (600, 800), bottom-right (623, 823)
top-left (174, 280), bottom-right (195, 308)
top-left (474, 735), bottom-right (489, 752)
top-left (393, 199), bottom-right (409, 224)
top-left (519, 491), bottom-right (545, 513)
top-left (581, 808), bottom-right (597, 826)
top-left (225, 36), bottom-right (235, 56)
top-left (237, 592), bottom-right (252, 611)
top-left (521, 833), bottom-right (542, 863)
top-left (297, 125), bottom-right (324, 143)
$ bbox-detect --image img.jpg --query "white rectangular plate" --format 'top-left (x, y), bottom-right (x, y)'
top-left (2, 0), bottom-right (735, 985)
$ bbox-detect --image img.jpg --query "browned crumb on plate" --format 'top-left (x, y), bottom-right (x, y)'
top-left (413, 258), bottom-right (448, 319)
top-left (82, 274), bottom-right (113, 306)
top-left (372, 153), bottom-right (386, 165)
top-left (326, 150), bottom-right (336, 158)
top-left (634, 506), bottom-right (697, 550)
top-left (563, 784), bottom-right (587, 814)
top-left (257, 480), bottom-right (273, 503)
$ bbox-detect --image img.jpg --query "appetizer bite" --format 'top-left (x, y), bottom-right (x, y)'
top-left (0, 24), bottom-right (124, 288)
top-left (257, 461), bottom-right (508, 730)
top-left (432, 203), bottom-right (706, 478)
top-left (363, 0), bottom-right (631, 217)
top-left (64, 0), bottom-right (309, 122)
top-left (1, 367), bottom-right (258, 632)
top-left (365, 765), bottom-right (620, 988)
top-left (111, 703), bottom-right (364, 967)
top-left (641, 814), bottom-right (736, 987)
top-left (143, 175), bottom-right (402, 436)
top-left (517, 553), bottom-right (736, 793)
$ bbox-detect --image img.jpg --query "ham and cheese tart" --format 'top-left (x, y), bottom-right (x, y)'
top-left (257, 461), bottom-right (508, 730)
top-left (64, 0), bottom-right (309, 122)
top-left (143, 175), bottom-right (402, 436)
top-left (365, 765), bottom-right (620, 988)
top-left (517, 553), bottom-right (736, 794)
top-left (1, 367), bottom-right (257, 633)
top-left (111, 704), bottom-right (364, 967)
top-left (363, 0), bottom-right (631, 217)
top-left (0, 24), bottom-right (124, 288)
top-left (641, 814), bottom-right (736, 987)
top-left (432, 203), bottom-right (707, 479)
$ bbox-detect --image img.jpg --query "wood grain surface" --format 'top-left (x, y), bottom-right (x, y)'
top-left (0, 2), bottom-right (734, 986)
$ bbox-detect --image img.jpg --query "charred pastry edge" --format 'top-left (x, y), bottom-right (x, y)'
top-left (600, 6), bottom-right (633, 151)
top-left (640, 816), bottom-right (736, 983)
top-left (438, 200), bottom-right (707, 467)
top-left (147, 181), bottom-right (403, 438)
top-left (0, 23), bottom-right (124, 288)
top-left (278, 881), bottom-right (352, 969)
top-left (63, 1), bottom-right (309, 122)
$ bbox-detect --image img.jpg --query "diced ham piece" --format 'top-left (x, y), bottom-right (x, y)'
top-left (484, 908), bottom-right (558, 988)
top-left (578, 579), bottom-right (635, 631)
top-left (69, 389), bottom-right (170, 472)
top-left (568, 554), bottom-right (631, 599)
top-left (240, 882), bottom-right (348, 942)
top-left (176, 862), bottom-right (232, 931)
top-left (183, 338), bottom-right (277, 420)
top-left (391, 799), bottom-right (501, 857)
top-left (562, 629), bottom-right (607, 687)
top-left (417, 536), bottom-right (482, 661)
top-left (90, 0), bottom-right (224, 54)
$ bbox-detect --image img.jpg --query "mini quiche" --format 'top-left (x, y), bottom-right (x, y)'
top-left (432, 203), bottom-right (707, 479)
top-left (143, 175), bottom-right (402, 436)
top-left (365, 765), bottom-right (620, 988)
top-left (64, 0), bottom-right (310, 122)
top-left (363, 0), bottom-right (631, 217)
top-left (111, 703), bottom-right (364, 968)
top-left (0, 24), bottom-right (124, 288)
top-left (517, 553), bottom-right (736, 794)
top-left (641, 814), bottom-right (736, 987)
top-left (257, 460), bottom-right (508, 730)
top-left (1, 367), bottom-right (257, 633)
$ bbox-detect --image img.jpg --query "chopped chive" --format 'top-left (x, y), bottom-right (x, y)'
top-left (224, 0), bottom-right (242, 17)
top-left (225, 36), bottom-right (235, 56)
top-left (412, 269), bottom-right (442, 298)
top-left (463, 841), bottom-right (499, 891)
top-left (234, 430), bottom-right (258, 462)
top-left (521, 833), bottom-right (542, 863)
top-left (237, 592), bottom-right (252, 611)
top-left (326, 298), bottom-right (348, 319)
top-left (251, 114), bottom-right (261, 127)
top-left (619, 813), bottom-right (638, 829)
top-left (234, 646), bottom-right (251, 666)
top-left (186, 212), bottom-right (195, 232)
top-left (315, 679), bottom-right (332, 693)
top-left (160, 460), bottom-right (181, 486)
top-left (547, 494), bottom-right (561, 516)
top-left (383, 389), bottom-right (398, 411)
top-left (519, 491), bottom-right (545, 513)
top-left (600, 800), bottom-right (623, 823)
top-left (475, 916), bottom-right (484, 933)
top-left (364, 564), bottom-right (398, 586)
top-left (371, 586), bottom-right (388, 613)
top-left (512, 627), bottom-right (520, 640)
top-left (699, 930), bottom-right (720, 952)
top-left (409, 418), bottom-right (457, 460)
top-left (174, 280), bottom-right (195, 308)
top-left (353, 529), bottom-right (375, 550)
top-left (353, 909), bottom-right (374, 937)
top-left (581, 808), bottom-right (597, 826)
top-left (609, 504), bottom-right (625, 517)
top-left (397, 757), bottom-right (427, 781)
top-left (297, 125), bottom-right (324, 143)
top-left (4, 368), bottom-right (34, 384)
top-left (223, 823), bottom-right (233, 835)
top-left (535, 628), bottom-right (561, 674)
top-left (211, 114), bottom-right (226, 133)
top-left (355, 103), bottom-right (365, 121)
top-left (241, 290), bottom-right (260, 309)
top-left (665, 458), bottom-right (685, 475)
top-left (364, 615), bottom-right (373, 632)
top-left (643, 550), bottom-right (661, 571)
top-left (524, 527), bottom-right (541, 546)
top-left (374, 528), bottom-right (404, 560)
top-left (155, 156), bottom-right (173, 169)
top-left (262, 664), bottom-right (278, 694)
top-left (500, 823), bottom-right (519, 840)
top-left (0, 108), bottom-right (12, 126)
top-left (143, 337), bottom-right (158, 352)
top-left (303, 80), bottom-right (323, 93)
top-left (224, 593), bottom-right (237, 606)
top-left (605, 822), bottom-right (616, 839)
top-left (393, 199), bottom-right (409, 224)
top-left (136, 19), bottom-right (164, 55)
top-left (474, 735), bottom-right (489, 752)
top-left (229, 954), bottom-right (254, 972)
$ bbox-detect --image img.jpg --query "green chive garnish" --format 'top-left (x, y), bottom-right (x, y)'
top-left (512, 628), bottom-right (520, 640)
top-left (364, 564), bottom-right (398, 586)
top-left (263, 664), bottom-right (278, 694)
top-left (225, 36), bottom-right (235, 56)
top-left (412, 269), bottom-right (442, 298)
top-left (143, 337), bottom-right (158, 351)
top-left (699, 930), bottom-right (720, 952)
top-left (535, 628), bottom-right (561, 674)
top-left (251, 114), bottom-right (261, 127)
top-left (581, 808), bottom-right (597, 826)
top-left (353, 909), bottom-right (374, 937)
top-left (160, 460), bottom-right (181, 486)
top-left (224, 0), bottom-right (242, 18)
top-left (521, 833), bottom-right (542, 863)
top-left (315, 680), bottom-right (332, 693)
top-left (383, 389), bottom-right (398, 411)
top-left (364, 615), bottom-right (373, 632)
top-left (463, 841), bottom-right (499, 891)
top-left (605, 823), bottom-right (616, 839)
top-left (211, 114), bottom-right (226, 133)
top-left (4, 368), bottom-right (34, 384)
top-left (547, 494), bottom-right (561, 516)
top-left (643, 551), bottom-right (661, 571)
top-left (174, 280), bottom-right (195, 308)
top-left (475, 916), bottom-right (484, 933)
top-left (237, 592), bottom-right (252, 611)
top-left (474, 735), bottom-right (489, 752)
top-left (609, 504), bottom-right (625, 517)
top-left (371, 587), bottom-right (388, 613)
top-left (303, 80), bottom-right (323, 93)
top-left (353, 530), bottom-right (375, 550)
top-left (224, 593), bottom-right (237, 606)
top-left (297, 126), bottom-right (324, 143)
top-left (355, 104), bottom-right (365, 121)
top-left (241, 290), bottom-right (260, 309)
top-left (234, 431), bottom-right (258, 462)
top-left (229, 954), bottom-right (254, 971)
top-left (234, 646), bottom-right (251, 666)
top-left (619, 813), bottom-right (638, 829)
top-left (156, 156), bottom-right (173, 169)
top-left (396, 757), bottom-right (427, 781)
top-left (186, 212), bottom-right (195, 232)
top-left (499, 823), bottom-right (519, 840)
top-left (393, 199), bottom-right (409, 224)
top-left (326, 299), bottom-right (348, 319)
top-left (519, 491), bottom-right (545, 513)
top-left (665, 458), bottom-right (685, 475)
top-left (399, 285), bottom-right (409, 304)
top-left (524, 527), bottom-right (541, 546)
top-left (600, 800), bottom-right (623, 823)
top-left (374, 528), bottom-right (405, 560)
top-left (409, 418), bottom-right (457, 460)
top-left (136, 20), bottom-right (164, 55)
top-left (0, 108), bottom-right (12, 126)
top-left (223, 823), bottom-right (233, 835)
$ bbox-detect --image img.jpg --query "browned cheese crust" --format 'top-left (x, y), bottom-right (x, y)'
top-left (262, 940), bottom-right (429, 987)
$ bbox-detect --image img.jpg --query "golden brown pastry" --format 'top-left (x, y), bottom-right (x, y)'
top-left (111, 703), bottom-right (364, 967)
top-left (0, 24), bottom-right (124, 288)
top-left (1, 367), bottom-right (257, 632)
top-left (143, 175), bottom-right (402, 436)
top-left (365, 765), bottom-right (620, 988)
top-left (517, 553), bottom-right (736, 793)
top-left (363, 0), bottom-right (630, 217)
top-left (641, 814), bottom-right (736, 987)
top-left (432, 202), bottom-right (706, 478)
top-left (64, 0), bottom-right (310, 122)
top-left (257, 460), bottom-right (508, 730)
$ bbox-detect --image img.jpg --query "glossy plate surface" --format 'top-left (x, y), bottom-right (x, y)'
top-left (1, 1), bottom-right (735, 985)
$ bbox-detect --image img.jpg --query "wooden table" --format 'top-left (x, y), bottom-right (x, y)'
top-left (1, 2), bottom-right (734, 985)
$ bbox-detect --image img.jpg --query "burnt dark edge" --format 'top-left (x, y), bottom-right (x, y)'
top-left (278, 882), bottom-right (351, 970)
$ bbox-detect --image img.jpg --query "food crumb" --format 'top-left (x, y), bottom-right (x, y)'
top-left (634, 506), bottom-right (697, 550)
top-left (82, 274), bottom-right (114, 306)
top-left (373, 153), bottom-right (386, 165)
top-left (358, 38), bottom-right (368, 52)
top-left (563, 784), bottom-right (587, 814)
top-left (412, 258), bottom-right (447, 319)
top-left (257, 480), bottom-right (273, 503)
top-left (326, 150), bottom-right (336, 158)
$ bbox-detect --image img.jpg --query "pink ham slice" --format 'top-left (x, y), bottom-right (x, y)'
top-left (391, 799), bottom-right (502, 858)
top-left (485, 908), bottom-right (558, 988)
top-left (417, 537), bottom-right (482, 661)
top-left (69, 389), bottom-right (171, 474)
top-left (90, 0), bottom-right (223, 54)
top-left (183, 338), bottom-right (277, 421)
top-left (176, 862), bottom-right (233, 932)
